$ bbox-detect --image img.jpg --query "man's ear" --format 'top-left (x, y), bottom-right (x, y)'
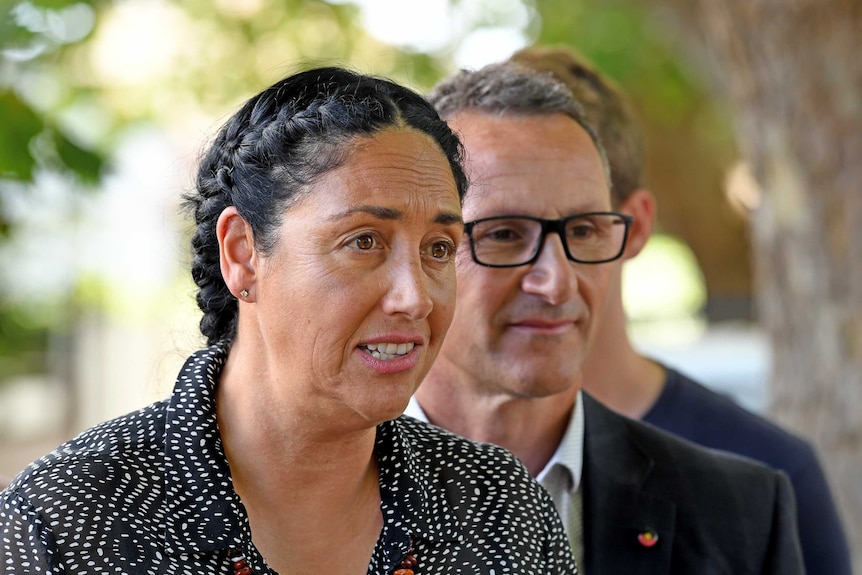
top-left (216, 206), bottom-right (257, 301)
top-left (619, 188), bottom-right (657, 260)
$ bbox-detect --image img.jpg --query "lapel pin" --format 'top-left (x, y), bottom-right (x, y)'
top-left (637, 530), bottom-right (659, 548)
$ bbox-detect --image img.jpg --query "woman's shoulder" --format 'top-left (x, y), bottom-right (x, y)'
top-left (387, 415), bottom-right (570, 563)
top-left (393, 414), bottom-right (532, 480)
top-left (4, 400), bottom-right (169, 507)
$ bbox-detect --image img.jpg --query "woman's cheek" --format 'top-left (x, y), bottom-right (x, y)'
top-left (431, 267), bottom-right (459, 334)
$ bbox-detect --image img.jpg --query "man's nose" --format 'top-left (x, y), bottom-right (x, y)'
top-left (520, 233), bottom-right (577, 304)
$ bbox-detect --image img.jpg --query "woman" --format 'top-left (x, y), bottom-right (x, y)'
top-left (0, 67), bottom-right (577, 574)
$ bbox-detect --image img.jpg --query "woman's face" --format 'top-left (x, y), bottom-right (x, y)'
top-left (251, 127), bottom-right (462, 427)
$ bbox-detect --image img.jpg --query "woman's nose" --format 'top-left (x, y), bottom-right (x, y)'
top-left (382, 258), bottom-right (434, 319)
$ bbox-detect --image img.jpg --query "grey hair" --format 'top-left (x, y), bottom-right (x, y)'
top-left (510, 45), bottom-right (644, 206)
top-left (427, 61), bottom-right (612, 185)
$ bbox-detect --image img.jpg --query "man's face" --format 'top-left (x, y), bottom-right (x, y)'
top-left (434, 111), bottom-right (616, 399)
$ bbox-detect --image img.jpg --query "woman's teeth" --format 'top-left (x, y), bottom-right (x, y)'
top-left (362, 342), bottom-right (414, 360)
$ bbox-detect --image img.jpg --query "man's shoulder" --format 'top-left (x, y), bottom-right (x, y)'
top-left (583, 391), bottom-right (795, 534)
top-left (581, 394), bottom-right (804, 573)
top-left (645, 368), bottom-right (817, 470)
top-left (584, 392), bottom-right (785, 486)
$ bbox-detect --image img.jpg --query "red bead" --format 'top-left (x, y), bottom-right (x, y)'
top-left (393, 538), bottom-right (417, 575)
top-left (232, 558), bottom-right (248, 569)
top-left (638, 531), bottom-right (659, 548)
top-left (236, 568), bottom-right (252, 575)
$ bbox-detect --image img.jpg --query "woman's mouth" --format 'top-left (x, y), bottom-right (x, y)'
top-left (360, 342), bottom-right (415, 360)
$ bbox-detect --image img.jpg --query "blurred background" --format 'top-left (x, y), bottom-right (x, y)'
top-left (1, 0), bottom-right (859, 567)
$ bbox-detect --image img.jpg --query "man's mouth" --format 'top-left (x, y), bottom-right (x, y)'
top-left (359, 342), bottom-right (415, 360)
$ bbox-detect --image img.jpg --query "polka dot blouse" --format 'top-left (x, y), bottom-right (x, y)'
top-left (1, 345), bottom-right (577, 574)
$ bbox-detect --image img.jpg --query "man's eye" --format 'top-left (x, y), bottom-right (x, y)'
top-left (355, 234), bottom-right (376, 250)
top-left (486, 228), bottom-right (519, 242)
top-left (569, 225), bottom-right (595, 239)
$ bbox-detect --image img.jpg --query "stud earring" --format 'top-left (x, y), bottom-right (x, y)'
top-left (239, 289), bottom-right (248, 298)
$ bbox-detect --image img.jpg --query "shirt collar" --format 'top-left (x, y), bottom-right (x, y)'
top-left (403, 395), bottom-right (429, 421)
top-left (536, 390), bottom-right (585, 492)
top-left (163, 344), bottom-right (248, 555)
top-left (376, 417), bottom-right (465, 544)
top-left (162, 346), bottom-right (463, 557)
top-left (405, 391), bottom-right (586, 491)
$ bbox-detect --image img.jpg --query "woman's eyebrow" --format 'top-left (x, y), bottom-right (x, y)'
top-left (327, 206), bottom-right (463, 226)
top-left (435, 211), bottom-right (463, 226)
top-left (327, 205), bottom-right (402, 221)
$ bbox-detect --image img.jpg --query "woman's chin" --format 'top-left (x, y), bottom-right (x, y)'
top-left (352, 394), bottom-right (414, 427)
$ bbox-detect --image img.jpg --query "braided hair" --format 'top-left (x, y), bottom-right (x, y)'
top-left (184, 67), bottom-right (468, 345)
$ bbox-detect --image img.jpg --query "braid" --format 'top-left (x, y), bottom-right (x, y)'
top-left (182, 67), bottom-right (468, 345)
top-left (185, 129), bottom-right (241, 345)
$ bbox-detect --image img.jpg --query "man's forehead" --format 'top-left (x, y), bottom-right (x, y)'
top-left (462, 184), bottom-right (610, 220)
top-left (450, 109), bottom-right (584, 142)
top-left (454, 112), bottom-right (606, 173)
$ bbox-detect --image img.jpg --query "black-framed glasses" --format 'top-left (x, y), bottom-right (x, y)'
top-left (463, 212), bottom-right (633, 268)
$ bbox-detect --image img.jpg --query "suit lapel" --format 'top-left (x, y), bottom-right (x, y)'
top-left (581, 393), bottom-right (675, 574)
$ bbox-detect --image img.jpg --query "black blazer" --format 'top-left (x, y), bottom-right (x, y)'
top-left (581, 393), bottom-right (805, 574)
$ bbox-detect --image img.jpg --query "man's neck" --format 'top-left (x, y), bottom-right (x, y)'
top-left (416, 366), bottom-right (577, 476)
top-left (581, 287), bottom-right (666, 419)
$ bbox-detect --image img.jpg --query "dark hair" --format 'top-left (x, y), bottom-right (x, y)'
top-left (510, 45), bottom-right (644, 206)
top-left (184, 66), bottom-right (468, 345)
top-left (427, 61), bottom-right (611, 184)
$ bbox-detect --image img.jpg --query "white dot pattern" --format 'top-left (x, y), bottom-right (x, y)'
top-left (1, 345), bottom-right (577, 574)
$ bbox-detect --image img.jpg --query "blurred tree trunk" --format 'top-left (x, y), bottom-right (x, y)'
top-left (655, 0), bottom-right (862, 565)
top-left (534, 0), bottom-right (756, 320)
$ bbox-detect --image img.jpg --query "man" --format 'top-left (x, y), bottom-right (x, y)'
top-left (510, 45), bottom-right (852, 575)
top-left (407, 61), bottom-right (804, 573)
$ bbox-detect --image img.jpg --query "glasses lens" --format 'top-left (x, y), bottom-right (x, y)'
top-left (469, 217), bottom-right (542, 266)
top-left (564, 214), bottom-right (627, 262)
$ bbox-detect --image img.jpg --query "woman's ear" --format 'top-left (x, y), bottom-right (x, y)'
top-left (217, 206), bottom-right (257, 301)
top-left (619, 188), bottom-right (657, 260)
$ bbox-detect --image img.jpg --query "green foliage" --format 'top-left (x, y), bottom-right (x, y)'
top-left (52, 128), bottom-right (102, 184)
top-left (0, 90), bottom-right (104, 184)
top-left (16, 0), bottom-right (85, 8)
top-left (533, 0), bottom-right (702, 123)
top-left (1, 0), bottom-right (108, 184)
top-left (0, 300), bottom-right (53, 378)
top-left (0, 3), bottom-right (35, 47)
top-left (0, 91), bottom-right (41, 180)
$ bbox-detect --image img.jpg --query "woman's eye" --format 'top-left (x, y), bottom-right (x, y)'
top-left (429, 241), bottom-right (455, 261)
top-left (355, 234), bottom-right (376, 250)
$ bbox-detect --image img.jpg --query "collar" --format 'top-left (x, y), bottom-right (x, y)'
top-left (163, 344), bottom-right (248, 555)
top-left (403, 395), bottom-right (429, 421)
top-left (536, 390), bottom-right (585, 493)
top-left (405, 391), bottom-right (585, 491)
top-left (162, 346), bottom-right (462, 557)
top-left (376, 417), bottom-right (465, 544)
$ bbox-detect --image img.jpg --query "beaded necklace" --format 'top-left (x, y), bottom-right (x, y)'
top-left (228, 540), bottom-right (417, 575)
